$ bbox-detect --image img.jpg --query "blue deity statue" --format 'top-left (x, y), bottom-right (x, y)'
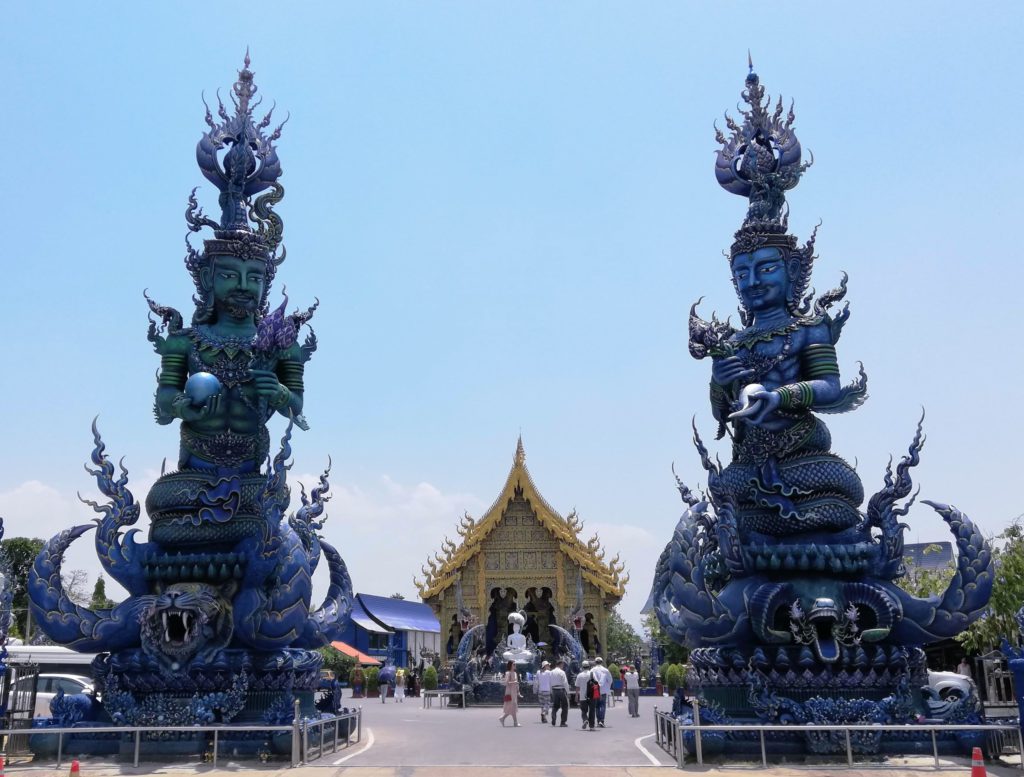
top-left (26, 56), bottom-right (353, 740)
top-left (650, 61), bottom-right (994, 757)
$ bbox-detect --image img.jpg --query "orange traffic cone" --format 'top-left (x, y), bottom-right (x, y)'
top-left (68, 759), bottom-right (80, 777)
top-left (971, 746), bottom-right (987, 777)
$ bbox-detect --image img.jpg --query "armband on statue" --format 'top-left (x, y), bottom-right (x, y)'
top-left (277, 361), bottom-right (305, 393)
top-left (801, 343), bottom-right (840, 379)
top-left (776, 382), bottom-right (815, 411)
top-left (158, 353), bottom-right (188, 389)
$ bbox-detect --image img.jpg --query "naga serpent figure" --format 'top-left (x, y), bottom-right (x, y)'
top-left (650, 60), bottom-right (993, 757)
top-left (27, 56), bottom-right (353, 737)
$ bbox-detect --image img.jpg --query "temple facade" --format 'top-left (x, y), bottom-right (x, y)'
top-left (415, 438), bottom-right (628, 663)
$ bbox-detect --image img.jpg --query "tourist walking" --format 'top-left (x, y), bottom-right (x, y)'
top-left (549, 659), bottom-right (570, 727)
top-left (406, 669), bottom-right (416, 698)
top-left (625, 664), bottom-right (640, 717)
top-left (394, 668), bottom-right (405, 702)
top-left (575, 660), bottom-right (596, 730)
top-left (499, 660), bottom-right (521, 727)
top-left (592, 657), bottom-right (613, 727)
top-left (534, 661), bottom-right (553, 723)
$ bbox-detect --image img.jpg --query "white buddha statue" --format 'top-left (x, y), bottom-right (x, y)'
top-left (501, 612), bottom-right (535, 667)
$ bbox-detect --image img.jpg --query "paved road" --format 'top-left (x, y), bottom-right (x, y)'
top-left (334, 693), bottom-right (674, 768)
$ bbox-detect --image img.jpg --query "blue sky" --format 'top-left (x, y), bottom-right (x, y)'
top-left (1, 2), bottom-right (1021, 631)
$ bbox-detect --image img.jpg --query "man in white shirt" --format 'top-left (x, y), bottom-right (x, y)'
top-left (548, 660), bottom-right (570, 727)
top-left (624, 664), bottom-right (641, 717)
top-left (534, 661), bottom-right (552, 723)
top-left (574, 660), bottom-right (596, 730)
top-left (592, 657), bottom-right (613, 727)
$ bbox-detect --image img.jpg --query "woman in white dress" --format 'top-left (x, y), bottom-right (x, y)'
top-left (394, 668), bottom-right (405, 702)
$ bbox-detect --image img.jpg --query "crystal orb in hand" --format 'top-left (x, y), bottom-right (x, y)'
top-left (184, 372), bottom-right (222, 406)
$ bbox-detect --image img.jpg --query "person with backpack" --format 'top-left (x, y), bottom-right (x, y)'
top-left (574, 660), bottom-right (598, 730)
top-left (592, 657), bottom-right (613, 727)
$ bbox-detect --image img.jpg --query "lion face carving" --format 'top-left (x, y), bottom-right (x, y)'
top-left (140, 583), bottom-right (233, 666)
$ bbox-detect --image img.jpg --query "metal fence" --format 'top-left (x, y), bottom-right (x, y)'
top-left (653, 706), bottom-right (1024, 770)
top-left (0, 706), bottom-right (362, 769)
top-left (301, 708), bottom-right (362, 763)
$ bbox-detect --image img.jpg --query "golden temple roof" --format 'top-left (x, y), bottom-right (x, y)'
top-left (414, 436), bottom-right (628, 600)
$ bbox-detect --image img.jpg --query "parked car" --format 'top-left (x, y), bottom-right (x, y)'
top-left (927, 669), bottom-right (974, 701)
top-left (13, 673), bottom-right (95, 717)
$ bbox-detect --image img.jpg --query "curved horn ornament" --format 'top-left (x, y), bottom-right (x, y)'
top-left (29, 525), bottom-right (149, 652)
top-left (83, 421), bottom-right (150, 596)
top-left (884, 502), bottom-right (993, 644)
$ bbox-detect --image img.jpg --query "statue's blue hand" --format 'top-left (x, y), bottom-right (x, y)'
top-left (742, 388), bottom-right (781, 426)
top-left (251, 368), bottom-right (291, 409)
top-left (171, 391), bottom-right (221, 422)
top-left (711, 355), bottom-right (754, 386)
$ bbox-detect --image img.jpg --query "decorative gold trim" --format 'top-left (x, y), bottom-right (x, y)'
top-left (555, 550), bottom-right (566, 611)
top-left (418, 437), bottom-right (625, 601)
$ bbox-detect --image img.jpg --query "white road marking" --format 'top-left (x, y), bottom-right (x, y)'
top-left (332, 727), bottom-right (374, 765)
top-left (634, 732), bottom-right (664, 766)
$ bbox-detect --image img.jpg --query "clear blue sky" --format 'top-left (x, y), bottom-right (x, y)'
top-left (1, 2), bottom-right (1021, 631)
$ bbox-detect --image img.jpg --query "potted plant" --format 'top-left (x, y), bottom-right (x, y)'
top-left (665, 663), bottom-right (683, 695)
top-left (423, 665), bottom-right (438, 691)
top-left (364, 666), bottom-right (380, 698)
top-left (349, 666), bottom-right (365, 698)
top-left (609, 663), bottom-right (622, 696)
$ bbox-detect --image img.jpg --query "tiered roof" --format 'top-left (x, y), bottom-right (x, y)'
top-left (414, 437), bottom-right (628, 600)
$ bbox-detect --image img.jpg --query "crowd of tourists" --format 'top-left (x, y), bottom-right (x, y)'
top-left (499, 656), bottom-right (642, 728)
top-left (377, 667), bottom-right (420, 703)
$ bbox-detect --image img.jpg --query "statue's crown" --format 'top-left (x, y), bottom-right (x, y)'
top-left (185, 51), bottom-right (288, 263)
top-left (714, 56), bottom-right (812, 258)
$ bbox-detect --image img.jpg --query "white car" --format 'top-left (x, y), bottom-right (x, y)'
top-left (926, 669), bottom-right (974, 701)
top-left (13, 673), bottom-right (95, 718)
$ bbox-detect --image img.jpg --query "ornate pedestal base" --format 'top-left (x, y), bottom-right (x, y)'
top-left (95, 647), bottom-right (322, 725)
top-left (681, 645), bottom-right (986, 759)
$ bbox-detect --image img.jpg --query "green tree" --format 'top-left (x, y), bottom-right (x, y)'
top-left (1, 537), bottom-right (43, 638)
top-left (605, 607), bottom-right (642, 660)
top-left (665, 663), bottom-right (684, 693)
top-left (901, 543), bottom-right (956, 599)
top-left (90, 574), bottom-right (116, 609)
top-left (389, 593), bottom-right (406, 600)
top-left (643, 611), bottom-right (689, 664)
top-left (317, 645), bottom-right (356, 682)
top-left (958, 522), bottom-right (1024, 654)
top-left (422, 664), bottom-right (438, 690)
